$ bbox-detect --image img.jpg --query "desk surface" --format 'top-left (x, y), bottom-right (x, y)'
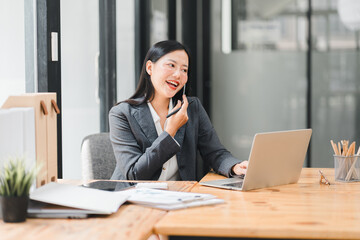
top-left (155, 168), bottom-right (360, 239)
top-left (0, 181), bottom-right (195, 240)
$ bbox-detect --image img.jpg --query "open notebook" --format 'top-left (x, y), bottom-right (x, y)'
top-left (28, 182), bottom-right (129, 218)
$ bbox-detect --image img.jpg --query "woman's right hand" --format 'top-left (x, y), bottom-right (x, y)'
top-left (165, 95), bottom-right (189, 137)
top-left (232, 161), bottom-right (248, 175)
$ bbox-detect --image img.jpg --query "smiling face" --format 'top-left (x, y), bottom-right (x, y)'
top-left (146, 50), bottom-right (189, 101)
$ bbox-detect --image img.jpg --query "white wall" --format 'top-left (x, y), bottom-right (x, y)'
top-left (0, 0), bottom-right (26, 105)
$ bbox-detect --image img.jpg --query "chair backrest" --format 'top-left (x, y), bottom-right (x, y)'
top-left (81, 132), bottom-right (116, 180)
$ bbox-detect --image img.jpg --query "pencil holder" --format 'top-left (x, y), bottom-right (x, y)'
top-left (334, 155), bottom-right (360, 182)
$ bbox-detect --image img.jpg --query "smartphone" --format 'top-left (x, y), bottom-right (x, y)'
top-left (166, 83), bottom-right (187, 118)
top-left (82, 181), bottom-right (136, 192)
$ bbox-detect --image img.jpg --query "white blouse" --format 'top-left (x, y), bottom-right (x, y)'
top-left (147, 100), bottom-right (180, 181)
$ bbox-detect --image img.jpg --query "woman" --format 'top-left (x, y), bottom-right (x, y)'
top-left (109, 40), bottom-right (248, 181)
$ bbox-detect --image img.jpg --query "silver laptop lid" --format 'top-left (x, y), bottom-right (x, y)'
top-left (241, 129), bottom-right (312, 191)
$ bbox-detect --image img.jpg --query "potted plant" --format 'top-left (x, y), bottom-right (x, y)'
top-left (0, 157), bottom-right (38, 223)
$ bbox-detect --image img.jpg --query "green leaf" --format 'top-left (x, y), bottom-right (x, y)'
top-left (19, 172), bottom-right (33, 196)
top-left (4, 178), bottom-right (11, 196)
top-left (0, 157), bottom-right (38, 197)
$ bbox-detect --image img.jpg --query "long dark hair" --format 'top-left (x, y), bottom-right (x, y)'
top-left (123, 40), bottom-right (191, 105)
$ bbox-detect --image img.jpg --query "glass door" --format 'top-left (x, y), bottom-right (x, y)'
top-left (61, 0), bottom-right (136, 179)
top-left (311, 0), bottom-right (360, 167)
top-left (60, 0), bottom-right (100, 179)
top-left (211, 0), bottom-right (308, 162)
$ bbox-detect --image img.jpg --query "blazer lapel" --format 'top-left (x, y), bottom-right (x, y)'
top-left (174, 124), bottom-right (186, 147)
top-left (132, 97), bottom-right (193, 146)
top-left (133, 102), bottom-right (158, 144)
top-left (175, 98), bottom-right (195, 162)
top-left (174, 97), bottom-right (195, 146)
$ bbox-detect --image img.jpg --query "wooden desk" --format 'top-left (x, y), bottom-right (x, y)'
top-left (155, 168), bottom-right (360, 239)
top-left (0, 181), bottom-right (195, 240)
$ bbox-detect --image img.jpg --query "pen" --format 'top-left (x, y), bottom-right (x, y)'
top-left (166, 100), bottom-right (193, 118)
top-left (166, 84), bottom-right (186, 118)
top-left (177, 195), bottom-right (203, 203)
top-left (166, 106), bottom-right (181, 118)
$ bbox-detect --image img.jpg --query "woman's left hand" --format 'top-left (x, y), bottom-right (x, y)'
top-left (232, 161), bottom-right (248, 175)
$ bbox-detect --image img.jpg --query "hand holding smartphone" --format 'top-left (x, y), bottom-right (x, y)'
top-left (166, 84), bottom-right (186, 118)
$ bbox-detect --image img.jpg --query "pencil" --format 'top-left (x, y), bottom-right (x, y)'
top-left (353, 142), bottom-right (356, 155)
top-left (342, 141), bottom-right (348, 156)
top-left (346, 142), bottom-right (355, 157)
top-left (330, 140), bottom-right (339, 155)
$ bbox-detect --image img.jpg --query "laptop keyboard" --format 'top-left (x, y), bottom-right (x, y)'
top-left (223, 181), bottom-right (243, 188)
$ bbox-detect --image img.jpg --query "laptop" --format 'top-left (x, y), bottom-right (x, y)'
top-left (200, 129), bottom-right (312, 191)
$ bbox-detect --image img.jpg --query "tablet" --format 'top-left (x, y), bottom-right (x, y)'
top-left (82, 180), bottom-right (136, 191)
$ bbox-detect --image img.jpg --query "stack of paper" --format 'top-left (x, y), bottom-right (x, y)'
top-left (29, 182), bottom-right (129, 216)
top-left (0, 107), bottom-right (36, 172)
top-left (122, 188), bottom-right (225, 210)
top-left (27, 183), bottom-right (224, 218)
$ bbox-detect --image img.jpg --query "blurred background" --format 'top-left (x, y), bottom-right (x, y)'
top-left (1, 0), bottom-right (360, 179)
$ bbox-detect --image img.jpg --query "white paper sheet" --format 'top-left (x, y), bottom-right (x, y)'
top-left (30, 182), bottom-right (129, 214)
top-left (121, 188), bottom-right (224, 210)
top-left (0, 108), bottom-right (36, 172)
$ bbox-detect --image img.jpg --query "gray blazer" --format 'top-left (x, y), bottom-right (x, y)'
top-left (109, 96), bottom-right (240, 181)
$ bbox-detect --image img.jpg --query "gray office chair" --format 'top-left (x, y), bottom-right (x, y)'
top-left (81, 133), bottom-right (209, 181)
top-left (81, 132), bottom-right (116, 180)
